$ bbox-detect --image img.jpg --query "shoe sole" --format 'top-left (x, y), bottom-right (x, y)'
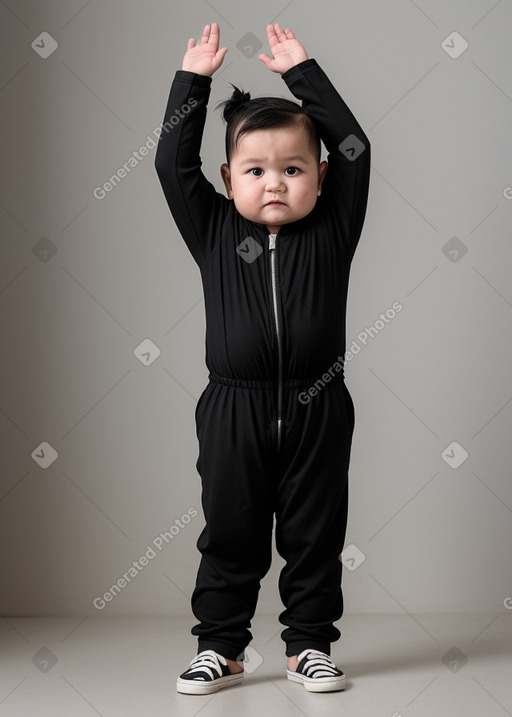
top-left (286, 669), bottom-right (346, 692)
top-left (177, 671), bottom-right (244, 695)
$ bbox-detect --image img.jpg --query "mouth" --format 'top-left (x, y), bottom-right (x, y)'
top-left (265, 200), bottom-right (286, 206)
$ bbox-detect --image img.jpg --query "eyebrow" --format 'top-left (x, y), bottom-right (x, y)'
top-left (239, 155), bottom-right (308, 165)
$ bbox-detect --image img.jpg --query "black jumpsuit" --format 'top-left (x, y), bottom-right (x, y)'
top-left (155, 58), bottom-right (371, 660)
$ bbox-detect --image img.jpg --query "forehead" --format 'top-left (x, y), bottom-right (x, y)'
top-left (234, 124), bottom-right (314, 162)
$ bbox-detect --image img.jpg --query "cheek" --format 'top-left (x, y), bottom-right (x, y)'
top-left (294, 179), bottom-right (319, 203)
top-left (234, 180), bottom-right (258, 201)
top-left (230, 181), bottom-right (260, 216)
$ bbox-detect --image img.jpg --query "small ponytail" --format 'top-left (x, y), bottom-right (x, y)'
top-left (215, 84), bottom-right (251, 124)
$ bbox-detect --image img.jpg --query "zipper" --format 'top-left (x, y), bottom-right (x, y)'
top-left (268, 233), bottom-right (283, 451)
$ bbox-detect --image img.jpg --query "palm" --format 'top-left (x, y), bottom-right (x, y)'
top-left (182, 23), bottom-right (228, 76)
top-left (185, 44), bottom-right (217, 74)
top-left (259, 23), bottom-right (308, 74)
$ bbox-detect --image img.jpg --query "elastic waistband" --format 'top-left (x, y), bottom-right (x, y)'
top-left (208, 370), bottom-right (345, 390)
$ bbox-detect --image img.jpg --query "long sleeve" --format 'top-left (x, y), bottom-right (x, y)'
top-left (281, 58), bottom-right (371, 260)
top-left (154, 70), bottom-right (230, 267)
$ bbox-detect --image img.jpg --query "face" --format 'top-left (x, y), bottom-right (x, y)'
top-left (221, 124), bottom-right (328, 234)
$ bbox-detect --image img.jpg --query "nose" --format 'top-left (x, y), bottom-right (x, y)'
top-left (265, 172), bottom-right (285, 192)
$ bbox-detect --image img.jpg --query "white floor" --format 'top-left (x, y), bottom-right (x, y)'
top-left (1, 613), bottom-right (511, 716)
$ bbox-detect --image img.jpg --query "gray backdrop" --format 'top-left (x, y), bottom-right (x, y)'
top-left (1, 0), bottom-right (511, 618)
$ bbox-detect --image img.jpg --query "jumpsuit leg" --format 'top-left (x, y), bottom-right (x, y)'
top-left (190, 379), bottom-right (277, 661)
top-left (275, 379), bottom-right (355, 658)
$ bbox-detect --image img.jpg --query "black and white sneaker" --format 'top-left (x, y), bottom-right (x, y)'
top-left (176, 650), bottom-right (244, 695)
top-left (287, 648), bottom-right (346, 692)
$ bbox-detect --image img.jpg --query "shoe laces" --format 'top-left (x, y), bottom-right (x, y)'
top-left (296, 649), bottom-right (341, 678)
top-left (184, 650), bottom-right (227, 681)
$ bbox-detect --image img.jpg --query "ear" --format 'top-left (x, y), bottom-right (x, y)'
top-left (220, 163), bottom-right (233, 198)
top-left (317, 160), bottom-right (328, 195)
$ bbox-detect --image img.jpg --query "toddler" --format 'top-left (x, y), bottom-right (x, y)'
top-left (155, 21), bottom-right (371, 694)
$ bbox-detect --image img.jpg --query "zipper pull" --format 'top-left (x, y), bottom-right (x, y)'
top-left (269, 233), bottom-right (277, 250)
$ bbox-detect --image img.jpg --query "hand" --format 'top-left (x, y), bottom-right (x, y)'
top-left (182, 22), bottom-right (228, 77)
top-left (258, 23), bottom-right (308, 74)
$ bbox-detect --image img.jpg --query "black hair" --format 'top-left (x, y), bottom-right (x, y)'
top-left (215, 84), bottom-right (321, 164)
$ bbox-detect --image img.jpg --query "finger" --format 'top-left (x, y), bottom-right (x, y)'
top-left (266, 23), bottom-right (279, 48)
top-left (266, 23), bottom-right (277, 40)
top-left (209, 20), bottom-right (220, 49)
top-left (215, 47), bottom-right (228, 62)
top-left (284, 28), bottom-right (295, 39)
top-left (258, 53), bottom-right (273, 70)
top-left (187, 38), bottom-right (195, 49)
top-left (199, 24), bottom-right (210, 44)
top-left (274, 22), bottom-right (286, 38)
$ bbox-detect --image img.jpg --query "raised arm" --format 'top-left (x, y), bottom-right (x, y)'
top-left (259, 24), bottom-right (371, 260)
top-left (154, 23), bottom-right (229, 266)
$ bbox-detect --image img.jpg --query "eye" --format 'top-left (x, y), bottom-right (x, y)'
top-left (249, 168), bottom-right (263, 176)
top-left (285, 166), bottom-right (300, 176)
